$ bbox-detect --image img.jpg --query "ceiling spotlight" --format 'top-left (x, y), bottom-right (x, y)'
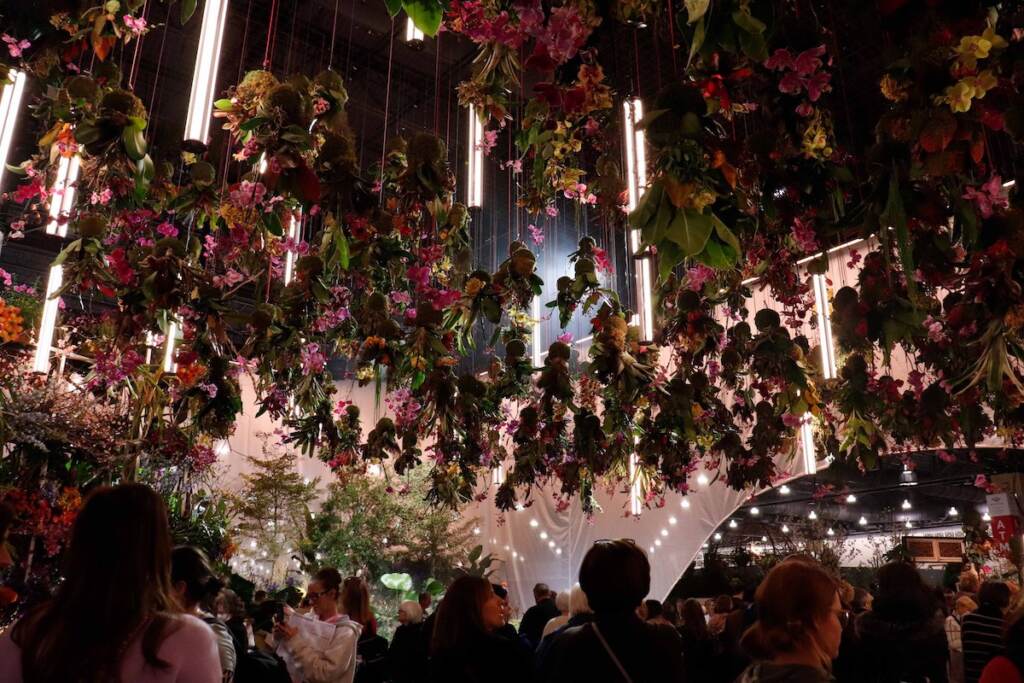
top-left (780, 485), bottom-right (791, 495)
top-left (697, 473), bottom-right (709, 486)
top-left (761, 536), bottom-right (768, 542)
top-left (846, 494), bottom-right (857, 504)
top-left (948, 507), bottom-right (959, 517)
top-left (902, 499), bottom-right (912, 510)
top-left (983, 511), bottom-right (991, 522)
top-left (649, 546), bottom-right (656, 553)
top-left (655, 539), bottom-right (662, 547)
top-left (750, 507), bottom-right (760, 516)
top-left (661, 528), bottom-right (669, 537)
top-left (728, 519), bottom-right (738, 529)
top-left (555, 548), bottom-right (562, 555)
top-left (900, 464), bottom-right (918, 486)
top-left (713, 532), bottom-right (722, 541)
top-left (530, 519), bottom-right (539, 528)
top-left (827, 528), bottom-right (835, 536)
top-left (681, 499), bottom-right (691, 509)
top-left (511, 551), bottom-right (518, 558)
top-left (782, 524), bottom-right (790, 533)
top-left (548, 540), bottom-right (555, 548)
top-left (808, 510), bottom-right (818, 520)
top-left (539, 531), bottom-right (548, 540)
top-left (669, 516), bottom-right (678, 525)
top-left (905, 520), bottom-right (913, 529)
top-left (473, 527), bottom-right (481, 535)
top-left (858, 516), bottom-right (868, 526)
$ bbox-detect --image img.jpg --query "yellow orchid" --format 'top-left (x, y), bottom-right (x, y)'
top-left (982, 25), bottom-right (1008, 51)
top-left (942, 80), bottom-right (975, 113)
top-left (954, 35), bottom-right (992, 69)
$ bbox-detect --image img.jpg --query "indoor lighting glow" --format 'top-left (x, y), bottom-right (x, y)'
top-left (761, 536), bottom-right (767, 542)
top-left (629, 453), bottom-right (643, 516)
top-left (905, 520), bottom-right (913, 529)
top-left (812, 273), bottom-right (837, 379)
top-left (983, 511), bottom-right (991, 522)
top-left (713, 533), bottom-right (722, 541)
top-left (649, 546), bottom-right (656, 553)
top-left (781, 524), bottom-right (790, 533)
top-left (696, 473), bottom-right (709, 486)
top-left (491, 463), bottom-right (505, 486)
top-left (473, 527), bottom-right (481, 535)
top-left (661, 528), bottom-right (669, 536)
top-left (404, 16), bottom-right (424, 42)
top-left (529, 519), bottom-right (539, 528)
top-left (750, 507), bottom-right (760, 516)
top-left (183, 0), bottom-right (229, 143)
top-left (681, 498), bottom-right (691, 509)
top-left (827, 528), bottom-right (835, 536)
top-left (669, 516), bottom-right (677, 525)
top-left (858, 516), bottom-right (868, 526)
top-left (32, 266), bottom-right (64, 373)
top-left (808, 510), bottom-right (817, 520)
top-left (531, 293), bottom-right (543, 368)
top-left (283, 211), bottom-right (302, 285)
top-left (800, 417), bottom-right (817, 475)
top-left (548, 540), bottom-right (555, 548)
top-left (466, 104), bottom-right (484, 208)
top-left (901, 499), bottom-right (912, 510)
top-left (555, 548), bottom-right (562, 555)
top-left (779, 485), bottom-right (791, 495)
top-left (948, 506), bottom-right (959, 517)
top-left (846, 494), bottom-right (857, 503)
top-left (539, 531), bottom-right (548, 540)
top-left (0, 69), bottom-right (27, 190)
top-left (46, 154), bottom-right (81, 236)
top-left (623, 97), bottom-right (654, 342)
top-left (728, 519), bottom-right (737, 529)
top-left (654, 539), bottom-right (662, 547)
top-left (162, 321), bottom-right (178, 373)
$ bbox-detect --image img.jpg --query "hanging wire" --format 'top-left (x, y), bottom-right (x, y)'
top-left (263, 0), bottom-right (281, 69)
top-left (328, 0), bottom-right (342, 67)
top-left (127, 0), bottom-right (150, 90)
top-left (379, 18), bottom-right (396, 204)
top-left (145, 2), bottom-right (173, 143)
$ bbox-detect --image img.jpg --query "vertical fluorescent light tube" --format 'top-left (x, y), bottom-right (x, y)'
top-left (629, 452), bottom-right (642, 516)
top-left (183, 0), bottom-right (229, 143)
top-left (492, 463), bottom-right (505, 486)
top-left (531, 294), bottom-right (543, 367)
top-left (405, 16), bottom-right (424, 42)
top-left (623, 98), bottom-right (653, 341)
top-left (283, 211), bottom-right (301, 285)
top-left (45, 154), bottom-right (81, 236)
top-left (32, 265), bottom-right (64, 373)
top-left (466, 105), bottom-right (483, 208)
top-left (800, 418), bottom-right (817, 475)
top-left (0, 69), bottom-right (27, 190)
top-left (812, 273), bottom-right (837, 379)
top-left (162, 322), bottom-right (178, 372)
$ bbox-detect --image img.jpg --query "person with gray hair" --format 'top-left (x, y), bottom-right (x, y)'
top-left (536, 585), bottom-right (595, 664)
top-left (388, 599), bottom-right (428, 683)
top-left (542, 590), bottom-right (572, 641)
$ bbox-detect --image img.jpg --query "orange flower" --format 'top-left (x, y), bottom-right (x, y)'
top-left (0, 298), bottom-right (24, 343)
top-left (175, 362), bottom-right (208, 386)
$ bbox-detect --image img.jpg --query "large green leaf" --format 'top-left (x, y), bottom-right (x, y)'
top-left (684, 0), bottom-right (710, 24)
top-left (381, 572), bottom-right (414, 592)
top-left (180, 0), bottom-right (198, 25)
top-left (383, 0), bottom-right (403, 17)
top-left (882, 170), bottom-right (918, 302)
top-left (402, 0), bottom-right (443, 37)
top-left (666, 209), bottom-right (713, 257)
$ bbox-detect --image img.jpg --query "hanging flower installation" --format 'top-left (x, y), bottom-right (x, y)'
top-left (0, 1), bottom-right (1023, 527)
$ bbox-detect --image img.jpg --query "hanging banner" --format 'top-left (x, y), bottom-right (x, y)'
top-left (991, 515), bottom-right (1017, 545)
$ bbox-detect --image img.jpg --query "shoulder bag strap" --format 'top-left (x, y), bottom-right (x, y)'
top-left (590, 623), bottom-right (635, 683)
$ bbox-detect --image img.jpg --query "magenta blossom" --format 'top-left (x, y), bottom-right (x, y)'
top-left (556, 331), bottom-right (573, 344)
top-left (528, 223), bottom-right (544, 246)
top-left (2, 34), bottom-right (30, 58)
top-left (229, 180), bottom-right (267, 209)
top-left (156, 221), bottom-right (179, 238)
top-left (300, 343), bottom-right (327, 375)
top-left (685, 263), bottom-right (716, 292)
top-left (963, 176), bottom-right (1010, 219)
top-left (122, 14), bottom-right (148, 35)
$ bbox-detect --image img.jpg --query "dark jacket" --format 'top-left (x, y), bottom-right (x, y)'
top-left (854, 607), bottom-right (948, 683)
top-left (388, 622), bottom-right (428, 683)
top-left (541, 612), bottom-right (685, 683)
top-left (677, 627), bottom-right (716, 682)
top-left (536, 613), bottom-right (595, 666)
top-left (735, 663), bottom-right (834, 683)
top-left (429, 630), bottom-right (535, 683)
top-left (520, 598), bottom-right (562, 648)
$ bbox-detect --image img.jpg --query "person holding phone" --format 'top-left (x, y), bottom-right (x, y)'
top-left (272, 567), bottom-right (361, 683)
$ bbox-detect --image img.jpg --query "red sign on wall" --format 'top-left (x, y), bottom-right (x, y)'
top-left (991, 515), bottom-right (1018, 544)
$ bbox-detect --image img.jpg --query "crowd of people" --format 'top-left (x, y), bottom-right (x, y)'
top-left (2, 483), bottom-right (1024, 683)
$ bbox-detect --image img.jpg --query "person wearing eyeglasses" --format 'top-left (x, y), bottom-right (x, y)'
top-left (735, 558), bottom-right (845, 683)
top-left (273, 567), bottom-right (361, 683)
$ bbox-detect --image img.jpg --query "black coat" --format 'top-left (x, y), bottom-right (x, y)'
top-left (541, 613), bottom-right (685, 683)
top-left (429, 631), bottom-right (536, 683)
top-left (519, 598), bottom-right (562, 648)
top-left (854, 608), bottom-right (948, 683)
top-left (389, 622), bottom-right (428, 683)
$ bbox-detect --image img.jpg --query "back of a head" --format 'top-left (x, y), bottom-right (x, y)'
top-left (681, 598), bottom-right (709, 639)
top-left (741, 560), bottom-right (837, 661)
top-left (219, 589), bottom-right (246, 620)
top-left (645, 599), bottom-right (664, 619)
top-left (171, 546), bottom-right (223, 610)
top-left (14, 484), bottom-right (178, 681)
top-left (875, 561), bottom-right (930, 618)
top-left (341, 575), bottom-right (372, 626)
top-left (715, 594), bottom-right (734, 614)
top-left (1004, 605), bottom-right (1024, 672)
top-left (533, 582), bottom-right (550, 602)
top-left (432, 576), bottom-right (492, 654)
top-left (579, 539), bottom-right (650, 615)
top-left (555, 590), bottom-right (571, 613)
top-left (852, 587), bottom-right (872, 612)
top-left (399, 599), bottom-right (424, 624)
top-left (569, 584), bottom-right (591, 616)
top-left (978, 581), bottom-right (1012, 612)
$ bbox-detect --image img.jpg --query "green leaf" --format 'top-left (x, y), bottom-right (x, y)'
top-left (240, 116), bottom-right (270, 132)
top-left (380, 572), bottom-right (414, 592)
top-left (731, 8), bottom-right (766, 34)
top-left (52, 240), bottom-right (82, 266)
top-left (658, 241), bottom-right (683, 281)
top-left (336, 230), bottom-right (350, 270)
top-left (214, 98), bottom-right (234, 111)
top-left (264, 211), bottom-right (284, 236)
top-left (468, 545), bottom-right (483, 563)
top-left (402, 0), bottom-right (443, 37)
top-left (122, 124), bottom-right (147, 161)
top-left (882, 169), bottom-right (918, 302)
top-left (687, 16), bottom-right (706, 66)
top-left (383, 0), bottom-right (403, 16)
top-left (711, 215), bottom-right (740, 255)
top-left (684, 0), bottom-right (710, 24)
top-left (180, 0), bottom-right (198, 25)
top-left (424, 577), bottom-right (445, 596)
top-left (666, 209), bottom-right (713, 257)
top-left (698, 237), bottom-right (737, 269)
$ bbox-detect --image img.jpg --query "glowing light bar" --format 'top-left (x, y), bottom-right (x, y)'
top-left (183, 0), bottom-right (229, 143)
top-left (531, 294), bottom-right (543, 367)
top-left (492, 463), bottom-right (505, 486)
top-left (800, 417), bottom-right (817, 475)
top-left (162, 321), bottom-right (178, 372)
top-left (46, 154), bottom-right (81, 236)
top-left (283, 211), bottom-right (302, 285)
top-left (32, 266), bottom-right (64, 373)
top-left (812, 274), bottom-right (837, 379)
top-left (405, 17), bottom-right (424, 42)
top-left (466, 105), bottom-right (483, 208)
top-left (0, 69), bottom-right (27, 190)
top-left (629, 452), bottom-right (642, 516)
top-left (623, 98), bottom-right (654, 341)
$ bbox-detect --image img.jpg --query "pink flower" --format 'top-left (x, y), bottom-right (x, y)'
top-left (584, 118), bottom-right (600, 136)
top-left (764, 48), bottom-right (794, 71)
top-left (122, 14), bottom-right (148, 35)
top-left (156, 221), bottom-right (179, 238)
top-left (528, 223), bottom-right (544, 246)
top-left (502, 159), bottom-right (523, 173)
top-left (795, 102), bottom-right (814, 117)
top-left (792, 45), bottom-right (827, 76)
top-left (90, 188), bottom-right (113, 206)
top-left (592, 247), bottom-right (613, 275)
top-left (2, 34), bottom-right (30, 58)
top-left (781, 413), bottom-right (803, 428)
top-left (846, 249), bottom-right (862, 269)
top-left (0, 267), bottom-right (11, 286)
top-left (8, 220), bottom-right (25, 239)
top-left (199, 382), bottom-right (218, 398)
top-left (790, 217), bottom-right (818, 253)
top-left (301, 343), bottom-right (327, 375)
top-left (213, 269), bottom-right (246, 289)
top-left (803, 72), bottom-right (832, 101)
top-left (923, 315), bottom-right (945, 343)
top-left (429, 288), bottom-right (462, 310)
top-left (390, 291), bottom-right (412, 306)
top-left (556, 331), bottom-right (573, 344)
top-left (313, 97), bottom-right (329, 116)
top-left (229, 180), bottom-right (266, 209)
top-left (937, 450), bottom-right (956, 463)
top-left (545, 205), bottom-right (559, 218)
top-left (406, 265), bottom-right (431, 291)
top-left (685, 263), bottom-right (716, 291)
top-left (778, 71), bottom-right (804, 95)
top-left (963, 175), bottom-right (1010, 219)
top-left (476, 129), bottom-right (498, 155)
